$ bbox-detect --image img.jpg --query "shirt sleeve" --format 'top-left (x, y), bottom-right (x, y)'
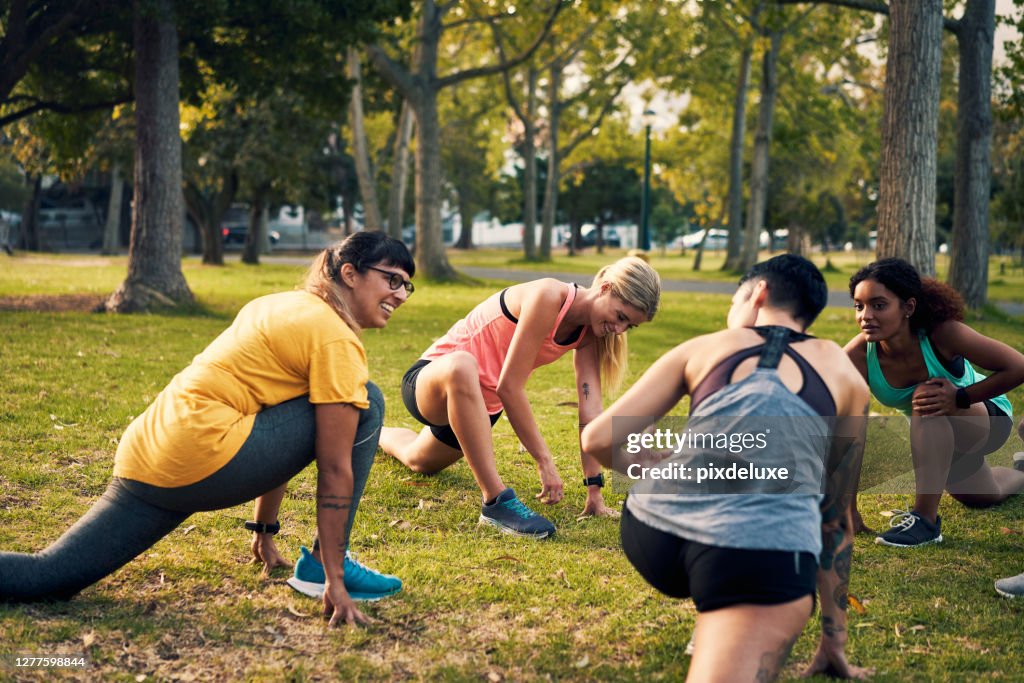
top-left (308, 338), bottom-right (370, 408)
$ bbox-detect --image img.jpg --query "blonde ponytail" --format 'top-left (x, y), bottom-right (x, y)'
top-left (592, 257), bottom-right (661, 393)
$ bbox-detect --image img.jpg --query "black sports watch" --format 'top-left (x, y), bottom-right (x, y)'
top-left (583, 473), bottom-right (605, 488)
top-left (244, 520), bottom-right (280, 535)
top-left (955, 387), bottom-right (972, 410)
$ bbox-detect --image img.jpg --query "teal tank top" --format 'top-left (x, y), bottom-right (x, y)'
top-left (866, 332), bottom-right (1012, 417)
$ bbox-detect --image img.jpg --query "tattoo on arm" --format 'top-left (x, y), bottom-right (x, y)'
top-left (317, 493), bottom-right (354, 511)
top-left (821, 615), bottom-right (846, 639)
top-left (582, 382), bottom-right (590, 400)
top-left (832, 545), bottom-right (852, 611)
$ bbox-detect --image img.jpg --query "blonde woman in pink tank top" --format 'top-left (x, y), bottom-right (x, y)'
top-left (380, 257), bottom-right (661, 538)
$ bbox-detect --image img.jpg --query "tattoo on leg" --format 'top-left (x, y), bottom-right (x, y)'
top-left (754, 634), bottom-right (798, 683)
top-left (582, 382), bottom-right (590, 400)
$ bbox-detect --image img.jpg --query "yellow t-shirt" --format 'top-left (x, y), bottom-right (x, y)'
top-left (113, 290), bottom-right (369, 487)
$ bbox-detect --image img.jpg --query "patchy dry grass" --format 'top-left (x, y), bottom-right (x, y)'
top-left (1, 253), bottom-right (1023, 681)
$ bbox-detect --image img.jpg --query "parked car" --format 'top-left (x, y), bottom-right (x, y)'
top-left (221, 205), bottom-right (279, 246)
top-left (579, 226), bottom-right (622, 248)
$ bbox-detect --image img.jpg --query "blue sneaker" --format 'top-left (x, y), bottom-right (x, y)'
top-left (479, 488), bottom-right (556, 539)
top-left (286, 546), bottom-right (402, 601)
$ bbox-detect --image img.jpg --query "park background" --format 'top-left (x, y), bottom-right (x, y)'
top-left (3, 0), bottom-right (1024, 680)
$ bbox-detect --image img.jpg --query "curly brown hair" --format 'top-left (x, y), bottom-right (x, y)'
top-left (849, 258), bottom-right (964, 332)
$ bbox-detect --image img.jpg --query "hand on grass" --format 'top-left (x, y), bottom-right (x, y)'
top-left (535, 461), bottom-right (564, 504)
top-left (579, 495), bottom-right (620, 518)
top-left (251, 534), bottom-right (292, 574)
top-left (323, 582), bottom-right (373, 628)
top-left (802, 641), bottom-right (874, 679)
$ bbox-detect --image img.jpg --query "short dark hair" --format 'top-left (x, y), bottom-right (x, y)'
top-left (739, 254), bottom-right (828, 326)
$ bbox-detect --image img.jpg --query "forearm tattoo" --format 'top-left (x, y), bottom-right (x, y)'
top-left (832, 544), bottom-right (852, 611)
top-left (317, 493), bottom-right (353, 511)
top-left (582, 382), bottom-right (590, 400)
top-left (821, 615), bottom-right (846, 639)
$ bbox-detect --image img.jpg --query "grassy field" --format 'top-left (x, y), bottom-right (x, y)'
top-left (447, 247), bottom-right (1024, 304)
top-left (1, 251), bottom-right (1023, 682)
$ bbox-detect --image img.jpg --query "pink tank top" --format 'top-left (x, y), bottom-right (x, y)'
top-left (422, 282), bottom-right (588, 414)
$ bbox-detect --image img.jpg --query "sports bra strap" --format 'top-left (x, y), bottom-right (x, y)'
top-left (756, 326), bottom-right (791, 369)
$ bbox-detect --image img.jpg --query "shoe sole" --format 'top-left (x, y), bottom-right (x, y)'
top-left (286, 577), bottom-right (401, 602)
top-left (478, 515), bottom-right (554, 539)
top-left (995, 587), bottom-right (1020, 599)
top-left (874, 534), bottom-right (943, 548)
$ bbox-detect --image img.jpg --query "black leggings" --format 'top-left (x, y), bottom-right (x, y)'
top-left (0, 384), bottom-right (384, 602)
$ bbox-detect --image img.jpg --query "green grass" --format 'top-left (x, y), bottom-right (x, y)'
top-left (448, 247), bottom-right (1024, 304)
top-left (1, 251), bottom-right (1023, 681)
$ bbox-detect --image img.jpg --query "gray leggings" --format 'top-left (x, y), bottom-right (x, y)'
top-left (0, 383), bottom-right (383, 602)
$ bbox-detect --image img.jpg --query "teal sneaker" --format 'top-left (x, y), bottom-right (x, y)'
top-left (286, 546), bottom-right (402, 601)
top-left (479, 488), bottom-right (555, 539)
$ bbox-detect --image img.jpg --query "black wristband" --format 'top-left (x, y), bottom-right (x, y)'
top-left (244, 520), bottom-right (280, 535)
top-left (583, 473), bottom-right (605, 488)
top-left (955, 387), bottom-right (972, 410)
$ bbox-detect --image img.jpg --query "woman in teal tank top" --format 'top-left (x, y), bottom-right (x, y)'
top-left (845, 258), bottom-right (1024, 548)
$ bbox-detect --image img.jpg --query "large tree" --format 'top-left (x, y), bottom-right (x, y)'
top-left (368, 0), bottom-right (563, 279)
top-left (104, 0), bottom-right (192, 312)
top-left (780, 0), bottom-right (999, 303)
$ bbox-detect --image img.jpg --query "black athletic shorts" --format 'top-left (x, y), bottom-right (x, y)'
top-left (401, 358), bottom-right (502, 451)
top-left (620, 503), bottom-right (818, 613)
top-left (946, 399), bottom-right (1014, 483)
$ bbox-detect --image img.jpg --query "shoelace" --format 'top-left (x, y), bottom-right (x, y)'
top-left (888, 510), bottom-right (917, 531)
top-left (501, 496), bottom-right (537, 520)
top-left (345, 552), bottom-right (381, 579)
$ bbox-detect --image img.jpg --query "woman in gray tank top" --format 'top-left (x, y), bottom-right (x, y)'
top-left (583, 255), bottom-right (872, 681)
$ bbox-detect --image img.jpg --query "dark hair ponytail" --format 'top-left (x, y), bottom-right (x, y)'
top-left (849, 258), bottom-right (963, 332)
top-left (304, 231), bottom-right (414, 331)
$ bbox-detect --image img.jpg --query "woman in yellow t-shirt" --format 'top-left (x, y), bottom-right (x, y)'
top-left (0, 231), bottom-right (414, 628)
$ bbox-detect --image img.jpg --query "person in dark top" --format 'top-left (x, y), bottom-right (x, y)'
top-left (584, 254), bottom-right (872, 681)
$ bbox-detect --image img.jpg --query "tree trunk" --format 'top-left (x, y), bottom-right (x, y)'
top-left (455, 190), bottom-right (474, 249)
top-left (521, 68), bottom-right (539, 261)
top-left (19, 174), bottom-right (41, 251)
top-left (102, 164), bottom-right (124, 255)
top-left (693, 226), bottom-right (712, 271)
top-left (948, 0), bottom-right (994, 307)
top-left (411, 90), bottom-right (456, 278)
top-left (724, 46), bottom-right (753, 271)
top-left (568, 219), bottom-right (582, 256)
top-left (876, 0), bottom-right (943, 277)
top-left (348, 47), bottom-right (383, 232)
top-left (741, 31), bottom-right (781, 272)
top-left (242, 193), bottom-right (267, 265)
top-left (105, 0), bottom-right (193, 312)
top-left (387, 99), bottom-right (414, 239)
top-left (539, 64), bottom-right (561, 261)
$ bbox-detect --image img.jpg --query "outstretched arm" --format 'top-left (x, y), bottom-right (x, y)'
top-left (315, 402), bottom-right (371, 627)
top-left (497, 282), bottom-right (566, 504)
top-left (574, 343), bottom-right (616, 517)
top-left (804, 405), bottom-right (872, 680)
top-left (250, 485), bottom-right (292, 572)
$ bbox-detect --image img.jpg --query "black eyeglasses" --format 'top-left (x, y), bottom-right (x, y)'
top-left (366, 266), bottom-right (414, 295)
